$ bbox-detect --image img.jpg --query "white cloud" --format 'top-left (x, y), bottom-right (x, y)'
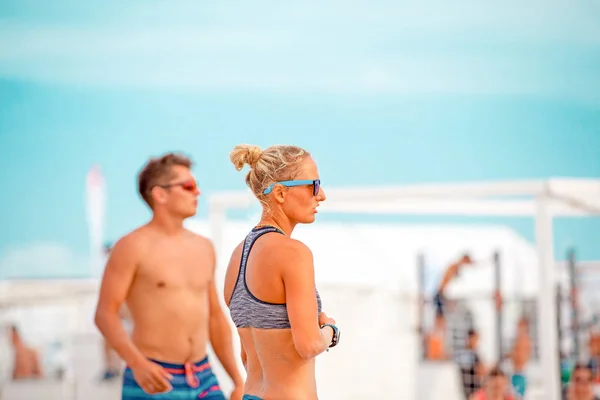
top-left (0, 242), bottom-right (88, 279)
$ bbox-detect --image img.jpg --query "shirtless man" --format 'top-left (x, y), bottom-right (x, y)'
top-left (94, 153), bottom-right (244, 399)
top-left (10, 325), bottom-right (43, 380)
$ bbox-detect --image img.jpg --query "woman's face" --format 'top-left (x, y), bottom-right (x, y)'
top-left (279, 157), bottom-right (326, 224)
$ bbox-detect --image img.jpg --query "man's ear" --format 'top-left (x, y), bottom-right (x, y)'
top-left (151, 186), bottom-right (167, 206)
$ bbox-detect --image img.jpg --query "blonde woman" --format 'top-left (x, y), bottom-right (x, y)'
top-left (223, 144), bottom-right (341, 400)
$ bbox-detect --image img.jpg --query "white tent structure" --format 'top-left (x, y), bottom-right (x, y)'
top-left (0, 279), bottom-right (99, 309)
top-left (207, 178), bottom-right (600, 400)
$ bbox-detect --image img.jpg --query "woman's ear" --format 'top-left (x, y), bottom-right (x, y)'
top-left (273, 185), bottom-right (286, 204)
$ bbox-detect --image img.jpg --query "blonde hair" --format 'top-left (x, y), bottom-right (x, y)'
top-left (229, 144), bottom-right (310, 205)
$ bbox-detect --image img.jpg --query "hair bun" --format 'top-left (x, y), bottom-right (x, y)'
top-left (230, 144), bottom-right (263, 171)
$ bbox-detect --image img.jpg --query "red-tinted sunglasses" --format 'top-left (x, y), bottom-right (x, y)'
top-left (159, 179), bottom-right (198, 192)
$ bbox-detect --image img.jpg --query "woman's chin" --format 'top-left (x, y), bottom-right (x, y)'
top-left (302, 214), bottom-right (317, 224)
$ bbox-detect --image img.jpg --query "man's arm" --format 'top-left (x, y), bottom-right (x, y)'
top-left (31, 350), bottom-right (43, 378)
top-left (475, 355), bottom-right (487, 378)
top-left (206, 239), bottom-right (244, 388)
top-left (94, 235), bottom-right (146, 369)
top-left (437, 254), bottom-right (472, 295)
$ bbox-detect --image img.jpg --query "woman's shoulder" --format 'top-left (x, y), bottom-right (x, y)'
top-left (262, 234), bottom-right (312, 256)
top-left (282, 237), bottom-right (313, 258)
top-left (269, 238), bottom-right (315, 278)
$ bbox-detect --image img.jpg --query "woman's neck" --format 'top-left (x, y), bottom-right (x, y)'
top-left (258, 213), bottom-right (294, 236)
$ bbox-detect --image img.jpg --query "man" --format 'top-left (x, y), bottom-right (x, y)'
top-left (433, 253), bottom-right (475, 358)
top-left (563, 363), bottom-right (600, 400)
top-left (434, 253), bottom-right (473, 315)
top-left (458, 329), bottom-right (487, 399)
top-left (94, 153), bottom-right (244, 399)
top-left (9, 324), bottom-right (43, 380)
top-left (425, 311), bottom-right (449, 360)
top-left (588, 332), bottom-right (600, 383)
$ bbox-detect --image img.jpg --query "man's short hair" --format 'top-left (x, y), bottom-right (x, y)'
top-left (573, 362), bottom-right (593, 375)
top-left (8, 324), bottom-right (18, 336)
top-left (137, 153), bottom-right (193, 208)
top-left (488, 366), bottom-right (505, 378)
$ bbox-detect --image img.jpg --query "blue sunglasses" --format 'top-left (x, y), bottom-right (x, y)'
top-left (263, 179), bottom-right (321, 196)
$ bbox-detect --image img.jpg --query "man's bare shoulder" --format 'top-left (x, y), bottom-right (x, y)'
top-left (111, 225), bottom-right (153, 255)
top-left (185, 229), bottom-right (214, 251)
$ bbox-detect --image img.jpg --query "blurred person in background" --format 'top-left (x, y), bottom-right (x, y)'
top-left (588, 332), bottom-right (600, 383)
top-left (10, 324), bottom-right (43, 380)
top-left (224, 144), bottom-right (340, 400)
top-left (507, 316), bottom-right (531, 398)
top-left (563, 363), bottom-right (599, 400)
top-left (469, 366), bottom-right (515, 400)
top-left (433, 253), bottom-right (474, 316)
top-left (94, 153), bottom-right (243, 399)
top-left (425, 310), bottom-right (449, 360)
top-left (433, 253), bottom-right (475, 359)
top-left (458, 328), bottom-right (488, 399)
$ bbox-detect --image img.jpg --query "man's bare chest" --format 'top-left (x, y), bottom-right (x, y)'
top-left (136, 248), bottom-right (212, 292)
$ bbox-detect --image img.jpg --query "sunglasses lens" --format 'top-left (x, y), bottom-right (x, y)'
top-left (182, 181), bottom-right (196, 191)
top-left (314, 180), bottom-right (320, 196)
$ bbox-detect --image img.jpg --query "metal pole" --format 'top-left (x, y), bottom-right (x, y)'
top-left (568, 248), bottom-right (579, 360)
top-left (556, 283), bottom-right (564, 386)
top-left (494, 251), bottom-right (503, 361)
top-left (417, 253), bottom-right (426, 360)
top-left (535, 194), bottom-right (561, 399)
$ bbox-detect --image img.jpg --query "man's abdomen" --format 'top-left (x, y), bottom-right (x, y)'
top-left (128, 294), bottom-right (210, 364)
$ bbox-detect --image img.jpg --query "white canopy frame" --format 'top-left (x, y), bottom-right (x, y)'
top-left (0, 279), bottom-right (99, 309)
top-left (208, 178), bottom-right (600, 400)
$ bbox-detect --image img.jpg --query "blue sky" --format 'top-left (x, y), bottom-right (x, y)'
top-left (1, 0), bottom-right (599, 278)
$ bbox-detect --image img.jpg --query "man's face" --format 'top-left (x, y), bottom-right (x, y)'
top-left (571, 368), bottom-right (593, 398)
top-left (590, 335), bottom-right (600, 356)
top-left (153, 165), bottom-right (200, 218)
top-left (518, 319), bottom-right (529, 333)
top-left (486, 376), bottom-right (507, 398)
top-left (468, 333), bottom-right (479, 348)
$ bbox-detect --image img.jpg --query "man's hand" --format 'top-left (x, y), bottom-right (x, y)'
top-left (450, 254), bottom-right (474, 278)
top-left (131, 359), bottom-right (173, 394)
top-left (229, 383), bottom-right (244, 400)
top-left (459, 253), bottom-right (473, 265)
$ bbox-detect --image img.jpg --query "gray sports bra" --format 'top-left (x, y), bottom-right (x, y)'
top-left (228, 226), bottom-right (322, 329)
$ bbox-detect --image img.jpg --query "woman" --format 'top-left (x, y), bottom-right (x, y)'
top-left (223, 144), bottom-right (341, 400)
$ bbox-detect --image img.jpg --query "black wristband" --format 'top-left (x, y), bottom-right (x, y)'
top-left (321, 323), bottom-right (340, 348)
